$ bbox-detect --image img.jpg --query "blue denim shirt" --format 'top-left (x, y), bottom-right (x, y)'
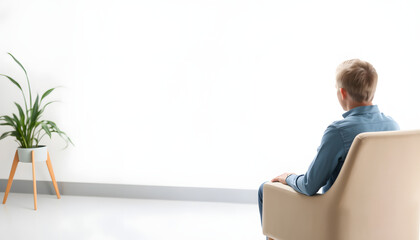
top-left (286, 105), bottom-right (399, 196)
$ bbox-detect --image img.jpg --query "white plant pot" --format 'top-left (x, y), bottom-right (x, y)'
top-left (17, 145), bottom-right (48, 163)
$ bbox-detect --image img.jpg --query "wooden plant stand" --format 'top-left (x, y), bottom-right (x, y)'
top-left (2, 150), bottom-right (61, 210)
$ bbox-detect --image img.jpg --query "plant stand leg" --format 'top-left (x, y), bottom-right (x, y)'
top-left (2, 151), bottom-right (19, 204)
top-left (32, 151), bottom-right (37, 211)
top-left (46, 152), bottom-right (61, 199)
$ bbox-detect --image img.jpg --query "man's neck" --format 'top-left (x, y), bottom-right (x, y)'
top-left (347, 102), bottom-right (373, 111)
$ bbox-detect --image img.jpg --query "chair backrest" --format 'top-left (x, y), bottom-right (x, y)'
top-left (327, 130), bottom-right (420, 240)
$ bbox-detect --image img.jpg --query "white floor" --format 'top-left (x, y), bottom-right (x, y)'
top-left (0, 193), bottom-right (263, 240)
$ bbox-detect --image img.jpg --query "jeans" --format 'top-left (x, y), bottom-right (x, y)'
top-left (258, 182), bottom-right (268, 240)
top-left (258, 182), bottom-right (267, 225)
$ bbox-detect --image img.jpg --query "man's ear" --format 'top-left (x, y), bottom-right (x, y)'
top-left (339, 88), bottom-right (347, 100)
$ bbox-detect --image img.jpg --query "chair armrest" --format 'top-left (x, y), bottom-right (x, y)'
top-left (263, 182), bottom-right (332, 240)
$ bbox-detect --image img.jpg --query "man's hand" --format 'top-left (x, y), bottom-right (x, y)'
top-left (271, 173), bottom-right (295, 185)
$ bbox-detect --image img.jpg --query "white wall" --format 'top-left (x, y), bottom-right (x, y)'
top-left (0, 0), bottom-right (419, 190)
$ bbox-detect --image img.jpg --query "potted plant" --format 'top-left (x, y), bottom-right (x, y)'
top-left (0, 53), bottom-right (73, 163)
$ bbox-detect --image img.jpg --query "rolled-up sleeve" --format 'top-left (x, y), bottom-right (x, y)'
top-left (286, 125), bottom-right (345, 196)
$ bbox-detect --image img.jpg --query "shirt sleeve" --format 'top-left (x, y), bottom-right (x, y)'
top-left (286, 125), bottom-right (345, 196)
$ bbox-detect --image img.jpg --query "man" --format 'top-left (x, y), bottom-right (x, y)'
top-left (258, 59), bottom-right (399, 224)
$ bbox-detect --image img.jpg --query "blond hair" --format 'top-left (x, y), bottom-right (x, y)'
top-left (336, 59), bottom-right (378, 103)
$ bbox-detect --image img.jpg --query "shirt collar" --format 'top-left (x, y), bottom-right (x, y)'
top-left (342, 105), bottom-right (380, 118)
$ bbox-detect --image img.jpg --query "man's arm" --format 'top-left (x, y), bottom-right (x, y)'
top-left (271, 173), bottom-right (295, 184)
top-left (285, 125), bottom-right (345, 196)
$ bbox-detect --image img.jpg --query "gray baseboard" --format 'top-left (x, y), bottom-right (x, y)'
top-left (0, 179), bottom-right (257, 204)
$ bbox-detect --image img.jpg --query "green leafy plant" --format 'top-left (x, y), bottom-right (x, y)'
top-left (0, 53), bottom-right (73, 148)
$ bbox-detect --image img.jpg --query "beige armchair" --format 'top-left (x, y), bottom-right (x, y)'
top-left (263, 130), bottom-right (420, 240)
